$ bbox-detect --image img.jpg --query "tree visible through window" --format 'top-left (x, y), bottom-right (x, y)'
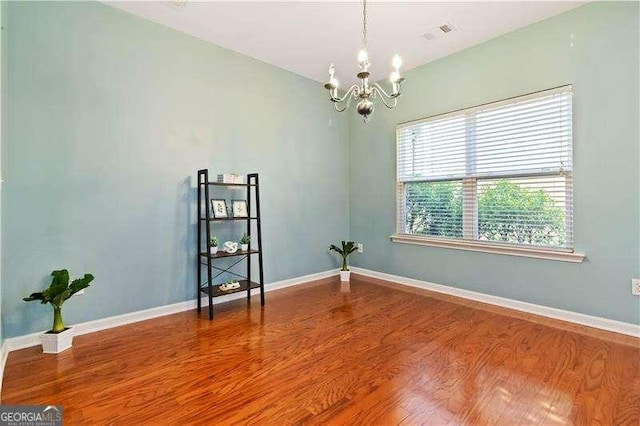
top-left (404, 181), bottom-right (462, 238)
top-left (397, 86), bottom-right (574, 250)
top-left (478, 180), bottom-right (565, 246)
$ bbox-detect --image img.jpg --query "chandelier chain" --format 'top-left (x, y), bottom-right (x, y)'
top-left (362, 0), bottom-right (368, 49)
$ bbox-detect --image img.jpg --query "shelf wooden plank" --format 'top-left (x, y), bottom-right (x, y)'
top-left (199, 217), bottom-right (258, 222)
top-left (200, 249), bottom-right (259, 259)
top-left (206, 182), bottom-right (256, 187)
top-left (200, 280), bottom-right (260, 297)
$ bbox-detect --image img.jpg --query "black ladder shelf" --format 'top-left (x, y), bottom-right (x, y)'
top-left (197, 169), bottom-right (265, 319)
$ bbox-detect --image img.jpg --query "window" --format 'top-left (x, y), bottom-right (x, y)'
top-left (394, 86), bottom-right (583, 261)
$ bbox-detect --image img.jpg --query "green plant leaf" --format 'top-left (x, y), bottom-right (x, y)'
top-left (330, 240), bottom-right (358, 271)
top-left (23, 292), bottom-right (46, 303)
top-left (329, 244), bottom-right (344, 255)
top-left (341, 241), bottom-right (358, 256)
top-left (69, 274), bottom-right (94, 297)
top-left (52, 289), bottom-right (72, 307)
top-left (49, 269), bottom-right (70, 296)
top-left (23, 270), bottom-right (96, 327)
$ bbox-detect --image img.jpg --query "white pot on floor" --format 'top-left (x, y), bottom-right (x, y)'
top-left (340, 270), bottom-right (351, 282)
top-left (41, 327), bottom-right (74, 354)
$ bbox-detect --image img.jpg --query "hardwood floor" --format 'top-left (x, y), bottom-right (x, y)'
top-left (3, 275), bottom-right (639, 425)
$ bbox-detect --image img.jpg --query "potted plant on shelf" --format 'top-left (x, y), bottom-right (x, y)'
top-left (23, 269), bottom-right (95, 354)
top-left (329, 241), bottom-right (358, 282)
top-left (209, 235), bottom-right (219, 255)
top-left (239, 233), bottom-right (250, 251)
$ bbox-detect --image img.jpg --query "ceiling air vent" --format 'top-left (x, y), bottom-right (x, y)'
top-left (439, 23), bottom-right (454, 33)
top-left (423, 22), bottom-right (457, 41)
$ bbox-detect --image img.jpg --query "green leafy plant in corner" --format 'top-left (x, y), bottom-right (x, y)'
top-left (209, 236), bottom-right (219, 247)
top-left (329, 241), bottom-right (358, 271)
top-left (239, 233), bottom-right (250, 244)
top-left (23, 269), bottom-right (95, 333)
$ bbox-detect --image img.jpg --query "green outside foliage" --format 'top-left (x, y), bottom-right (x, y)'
top-left (404, 180), bottom-right (565, 247)
top-left (405, 181), bottom-right (463, 238)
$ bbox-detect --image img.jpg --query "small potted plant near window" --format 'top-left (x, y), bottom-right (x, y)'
top-left (329, 241), bottom-right (358, 281)
top-left (210, 236), bottom-right (219, 255)
top-left (239, 233), bottom-right (250, 251)
top-left (23, 269), bottom-right (95, 354)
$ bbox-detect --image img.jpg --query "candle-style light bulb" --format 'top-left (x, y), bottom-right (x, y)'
top-left (330, 77), bottom-right (339, 88)
top-left (328, 63), bottom-right (335, 77)
top-left (390, 71), bottom-right (400, 83)
top-left (358, 49), bottom-right (369, 69)
top-left (392, 54), bottom-right (402, 71)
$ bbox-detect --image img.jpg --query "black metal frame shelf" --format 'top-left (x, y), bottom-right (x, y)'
top-left (197, 169), bottom-right (265, 320)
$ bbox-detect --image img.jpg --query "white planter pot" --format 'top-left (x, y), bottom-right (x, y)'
top-left (240, 244), bottom-right (249, 251)
top-left (41, 327), bottom-right (73, 354)
top-left (340, 270), bottom-right (351, 282)
top-left (210, 246), bottom-right (218, 255)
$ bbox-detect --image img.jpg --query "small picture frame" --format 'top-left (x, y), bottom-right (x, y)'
top-left (210, 199), bottom-right (228, 219)
top-left (232, 200), bottom-right (248, 218)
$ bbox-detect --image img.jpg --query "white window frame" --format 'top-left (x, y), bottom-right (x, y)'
top-left (391, 86), bottom-right (585, 263)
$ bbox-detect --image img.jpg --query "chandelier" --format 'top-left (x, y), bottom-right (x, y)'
top-left (324, 0), bottom-right (405, 122)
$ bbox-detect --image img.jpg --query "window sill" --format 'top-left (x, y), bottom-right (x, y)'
top-left (389, 234), bottom-right (585, 263)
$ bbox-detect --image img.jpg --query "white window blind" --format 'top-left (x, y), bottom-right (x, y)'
top-left (396, 86), bottom-right (573, 250)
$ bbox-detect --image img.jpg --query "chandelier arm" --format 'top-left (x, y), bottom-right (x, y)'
top-left (371, 83), bottom-right (396, 99)
top-left (330, 84), bottom-right (360, 105)
top-left (334, 101), bottom-right (349, 113)
top-left (335, 85), bottom-right (362, 112)
top-left (372, 84), bottom-right (399, 109)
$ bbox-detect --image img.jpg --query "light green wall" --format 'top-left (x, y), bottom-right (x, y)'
top-left (0, 1), bottom-right (5, 344)
top-left (2, 1), bottom-right (638, 339)
top-left (349, 2), bottom-right (640, 324)
top-left (2, 1), bottom-right (349, 337)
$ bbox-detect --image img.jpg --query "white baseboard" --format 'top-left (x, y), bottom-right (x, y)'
top-left (350, 267), bottom-right (640, 338)
top-left (4, 269), bottom-right (338, 353)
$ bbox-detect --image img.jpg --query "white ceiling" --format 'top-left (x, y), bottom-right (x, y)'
top-left (107, 1), bottom-right (585, 84)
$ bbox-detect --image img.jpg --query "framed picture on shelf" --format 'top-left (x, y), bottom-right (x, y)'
top-left (210, 199), bottom-right (228, 219)
top-left (232, 200), bottom-right (248, 218)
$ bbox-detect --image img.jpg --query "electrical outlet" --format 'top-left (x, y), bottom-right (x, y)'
top-left (632, 279), bottom-right (640, 296)
top-left (357, 243), bottom-right (363, 253)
